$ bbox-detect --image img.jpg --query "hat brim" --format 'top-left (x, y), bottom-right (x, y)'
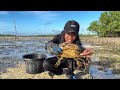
top-left (68, 30), bottom-right (77, 34)
top-left (63, 29), bottom-right (77, 34)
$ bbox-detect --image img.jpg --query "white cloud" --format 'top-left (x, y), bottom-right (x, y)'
top-left (0, 11), bottom-right (9, 15)
top-left (0, 21), bottom-right (14, 33)
top-left (28, 11), bottom-right (58, 16)
top-left (0, 21), bottom-right (10, 27)
top-left (23, 11), bottom-right (60, 21)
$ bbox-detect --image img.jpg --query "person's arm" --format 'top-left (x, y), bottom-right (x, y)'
top-left (49, 34), bottom-right (60, 44)
top-left (45, 34), bottom-right (62, 55)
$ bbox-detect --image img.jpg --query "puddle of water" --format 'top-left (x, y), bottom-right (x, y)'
top-left (0, 39), bottom-right (47, 59)
top-left (90, 65), bottom-right (116, 79)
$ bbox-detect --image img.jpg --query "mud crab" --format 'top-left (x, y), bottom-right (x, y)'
top-left (54, 42), bottom-right (91, 70)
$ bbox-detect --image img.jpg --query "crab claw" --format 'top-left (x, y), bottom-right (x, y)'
top-left (54, 60), bottom-right (61, 68)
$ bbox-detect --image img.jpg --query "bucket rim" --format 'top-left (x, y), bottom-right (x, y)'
top-left (24, 58), bottom-right (46, 61)
top-left (23, 53), bottom-right (47, 60)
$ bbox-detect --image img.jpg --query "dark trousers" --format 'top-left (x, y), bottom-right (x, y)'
top-left (43, 57), bottom-right (77, 76)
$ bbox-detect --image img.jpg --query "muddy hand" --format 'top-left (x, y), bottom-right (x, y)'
top-left (80, 48), bottom-right (93, 57)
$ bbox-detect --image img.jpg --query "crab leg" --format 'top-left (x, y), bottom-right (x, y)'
top-left (74, 58), bottom-right (81, 67)
top-left (54, 57), bottom-right (63, 68)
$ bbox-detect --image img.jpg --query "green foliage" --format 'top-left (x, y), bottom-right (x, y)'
top-left (34, 34), bottom-right (55, 37)
top-left (87, 11), bottom-right (120, 37)
top-left (0, 34), bottom-right (56, 37)
top-left (0, 34), bottom-right (16, 37)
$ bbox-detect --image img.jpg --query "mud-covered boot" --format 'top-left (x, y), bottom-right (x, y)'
top-left (66, 73), bottom-right (76, 79)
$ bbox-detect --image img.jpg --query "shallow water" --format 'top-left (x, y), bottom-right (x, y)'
top-left (89, 56), bottom-right (120, 79)
top-left (89, 65), bottom-right (116, 79)
top-left (0, 38), bottom-right (48, 73)
top-left (0, 39), bottom-right (47, 59)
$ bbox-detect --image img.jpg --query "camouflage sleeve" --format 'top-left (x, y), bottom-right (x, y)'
top-left (45, 34), bottom-right (60, 54)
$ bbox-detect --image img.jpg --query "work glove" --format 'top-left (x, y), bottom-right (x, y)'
top-left (45, 42), bottom-right (62, 55)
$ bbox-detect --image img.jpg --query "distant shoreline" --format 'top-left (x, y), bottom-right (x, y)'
top-left (0, 36), bottom-right (54, 40)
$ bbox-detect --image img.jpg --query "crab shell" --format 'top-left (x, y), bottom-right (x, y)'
top-left (60, 49), bottom-right (81, 59)
top-left (54, 43), bottom-right (85, 68)
top-left (59, 42), bottom-right (82, 58)
top-left (59, 42), bottom-right (79, 50)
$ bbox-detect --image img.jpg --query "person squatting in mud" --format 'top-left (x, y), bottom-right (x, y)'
top-left (43, 20), bottom-right (92, 79)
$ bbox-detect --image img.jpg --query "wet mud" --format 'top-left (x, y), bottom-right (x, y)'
top-left (0, 37), bottom-right (120, 79)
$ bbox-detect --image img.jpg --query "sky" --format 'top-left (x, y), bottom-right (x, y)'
top-left (0, 11), bottom-right (103, 36)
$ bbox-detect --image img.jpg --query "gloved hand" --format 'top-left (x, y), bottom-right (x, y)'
top-left (45, 42), bottom-right (62, 55)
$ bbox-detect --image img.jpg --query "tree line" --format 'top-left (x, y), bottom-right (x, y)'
top-left (87, 11), bottom-right (120, 37)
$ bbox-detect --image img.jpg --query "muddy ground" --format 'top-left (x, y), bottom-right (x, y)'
top-left (0, 37), bottom-right (120, 79)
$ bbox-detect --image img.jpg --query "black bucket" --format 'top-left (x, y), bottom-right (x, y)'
top-left (23, 53), bottom-right (47, 74)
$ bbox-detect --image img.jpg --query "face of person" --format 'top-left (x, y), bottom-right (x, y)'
top-left (64, 32), bottom-right (77, 43)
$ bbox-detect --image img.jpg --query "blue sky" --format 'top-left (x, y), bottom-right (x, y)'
top-left (0, 11), bottom-right (103, 35)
